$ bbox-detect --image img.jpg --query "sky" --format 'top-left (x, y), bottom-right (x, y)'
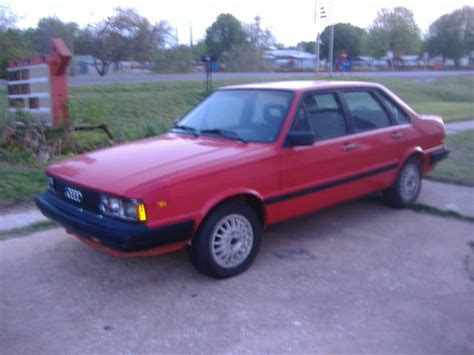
top-left (2, 0), bottom-right (471, 46)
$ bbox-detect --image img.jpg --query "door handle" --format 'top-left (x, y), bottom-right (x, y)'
top-left (391, 132), bottom-right (404, 139)
top-left (341, 143), bottom-right (358, 151)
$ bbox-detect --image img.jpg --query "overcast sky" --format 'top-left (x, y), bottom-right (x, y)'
top-left (3, 0), bottom-right (471, 46)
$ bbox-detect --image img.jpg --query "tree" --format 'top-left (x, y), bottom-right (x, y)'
top-left (366, 7), bottom-right (421, 57)
top-left (320, 23), bottom-right (366, 58)
top-left (30, 17), bottom-right (78, 54)
top-left (153, 45), bottom-right (192, 73)
top-left (0, 29), bottom-right (33, 78)
top-left (106, 8), bottom-right (171, 63)
top-left (0, 4), bottom-right (17, 31)
top-left (425, 6), bottom-right (474, 62)
top-left (245, 16), bottom-right (275, 51)
top-left (297, 41), bottom-right (316, 54)
top-left (74, 8), bottom-right (171, 76)
top-left (0, 6), bottom-right (32, 78)
top-left (205, 14), bottom-right (247, 59)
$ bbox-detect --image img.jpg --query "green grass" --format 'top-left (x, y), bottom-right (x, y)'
top-left (428, 129), bottom-right (474, 186)
top-left (0, 163), bottom-right (45, 203)
top-left (0, 74), bottom-right (473, 204)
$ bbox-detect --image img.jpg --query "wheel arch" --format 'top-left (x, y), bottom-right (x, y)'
top-left (196, 191), bottom-right (267, 232)
top-left (401, 146), bottom-right (425, 170)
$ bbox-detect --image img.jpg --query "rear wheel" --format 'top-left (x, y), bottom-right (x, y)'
top-left (383, 157), bottom-right (422, 208)
top-left (189, 201), bottom-right (262, 278)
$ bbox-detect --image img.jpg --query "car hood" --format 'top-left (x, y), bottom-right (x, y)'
top-left (46, 133), bottom-right (265, 196)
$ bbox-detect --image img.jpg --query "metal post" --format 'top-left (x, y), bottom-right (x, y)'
top-left (328, 24), bottom-right (334, 74)
top-left (315, 34), bottom-right (320, 74)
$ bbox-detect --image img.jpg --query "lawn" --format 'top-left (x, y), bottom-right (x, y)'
top-left (0, 74), bottom-right (473, 204)
top-left (428, 129), bottom-right (474, 186)
top-left (0, 163), bottom-right (45, 205)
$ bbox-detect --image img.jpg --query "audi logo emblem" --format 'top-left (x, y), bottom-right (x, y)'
top-left (64, 186), bottom-right (83, 203)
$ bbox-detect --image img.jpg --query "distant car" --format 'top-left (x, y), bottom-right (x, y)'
top-left (36, 81), bottom-right (449, 278)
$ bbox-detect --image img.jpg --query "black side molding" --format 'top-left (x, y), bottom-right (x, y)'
top-left (265, 163), bottom-right (398, 205)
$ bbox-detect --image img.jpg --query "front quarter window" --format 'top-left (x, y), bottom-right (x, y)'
top-left (173, 89), bottom-right (293, 143)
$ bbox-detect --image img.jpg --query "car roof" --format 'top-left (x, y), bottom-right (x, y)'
top-left (220, 80), bottom-right (386, 92)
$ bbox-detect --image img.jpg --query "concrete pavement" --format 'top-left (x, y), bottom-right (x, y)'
top-left (445, 120), bottom-right (474, 134)
top-left (419, 180), bottom-right (474, 216)
top-left (1, 201), bottom-right (473, 354)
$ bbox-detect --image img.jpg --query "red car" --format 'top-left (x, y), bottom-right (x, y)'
top-left (36, 81), bottom-right (449, 278)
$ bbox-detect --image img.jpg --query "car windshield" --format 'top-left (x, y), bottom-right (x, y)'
top-left (172, 89), bottom-right (294, 143)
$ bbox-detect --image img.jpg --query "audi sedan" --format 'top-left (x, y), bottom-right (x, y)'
top-left (36, 81), bottom-right (449, 278)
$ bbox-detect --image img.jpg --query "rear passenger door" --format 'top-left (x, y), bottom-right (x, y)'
top-left (278, 91), bottom-right (368, 220)
top-left (338, 89), bottom-right (407, 187)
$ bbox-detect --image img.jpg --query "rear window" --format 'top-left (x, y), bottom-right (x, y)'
top-left (341, 91), bottom-right (391, 132)
top-left (379, 92), bottom-right (410, 124)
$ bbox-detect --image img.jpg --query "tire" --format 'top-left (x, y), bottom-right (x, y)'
top-left (189, 201), bottom-right (262, 278)
top-left (383, 157), bottom-right (422, 208)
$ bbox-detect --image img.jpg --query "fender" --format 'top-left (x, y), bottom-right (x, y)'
top-left (398, 145), bottom-right (428, 176)
top-left (196, 187), bottom-right (268, 228)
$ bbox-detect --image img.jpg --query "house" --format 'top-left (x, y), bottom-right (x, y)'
top-left (265, 49), bottom-right (316, 71)
top-left (400, 55), bottom-right (420, 68)
top-left (70, 55), bottom-right (96, 75)
top-left (353, 56), bottom-right (376, 70)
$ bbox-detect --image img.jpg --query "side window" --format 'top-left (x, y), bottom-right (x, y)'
top-left (290, 105), bottom-right (312, 132)
top-left (379, 92), bottom-right (410, 124)
top-left (341, 91), bottom-right (391, 132)
top-left (304, 93), bottom-right (348, 140)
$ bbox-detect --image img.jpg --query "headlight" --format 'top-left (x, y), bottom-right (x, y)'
top-left (100, 194), bottom-right (147, 222)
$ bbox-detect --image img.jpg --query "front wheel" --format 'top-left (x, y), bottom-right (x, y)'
top-left (189, 201), bottom-right (262, 278)
top-left (383, 157), bottom-right (422, 208)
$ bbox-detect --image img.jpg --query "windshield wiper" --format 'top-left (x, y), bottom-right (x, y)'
top-left (172, 124), bottom-right (199, 137)
top-left (200, 129), bottom-right (247, 143)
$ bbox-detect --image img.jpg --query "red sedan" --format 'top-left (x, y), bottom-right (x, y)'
top-left (36, 81), bottom-right (449, 278)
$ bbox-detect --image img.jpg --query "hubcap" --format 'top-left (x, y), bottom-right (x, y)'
top-left (400, 164), bottom-right (420, 202)
top-left (211, 214), bottom-right (254, 268)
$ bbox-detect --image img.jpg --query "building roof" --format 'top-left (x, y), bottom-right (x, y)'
top-left (354, 56), bottom-right (375, 62)
top-left (266, 49), bottom-right (316, 60)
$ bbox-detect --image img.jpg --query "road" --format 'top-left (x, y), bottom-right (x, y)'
top-left (1, 70), bottom-right (473, 88)
top-left (1, 199), bottom-right (473, 354)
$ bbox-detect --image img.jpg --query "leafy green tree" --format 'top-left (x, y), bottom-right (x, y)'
top-left (0, 6), bottom-right (32, 78)
top-left (153, 45), bottom-right (192, 73)
top-left (320, 23), bottom-right (366, 57)
top-left (297, 41), bottom-right (316, 54)
top-left (30, 17), bottom-right (78, 54)
top-left (0, 29), bottom-right (33, 78)
top-left (425, 6), bottom-right (474, 62)
top-left (366, 7), bottom-right (421, 57)
top-left (205, 14), bottom-right (247, 59)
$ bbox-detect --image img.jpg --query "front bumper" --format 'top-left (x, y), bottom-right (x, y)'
top-left (35, 191), bottom-right (194, 253)
top-left (429, 147), bottom-right (450, 165)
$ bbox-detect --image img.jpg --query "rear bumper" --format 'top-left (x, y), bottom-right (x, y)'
top-left (429, 147), bottom-right (450, 165)
top-left (35, 191), bottom-right (194, 253)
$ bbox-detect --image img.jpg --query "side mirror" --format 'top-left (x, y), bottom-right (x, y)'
top-left (287, 131), bottom-right (315, 147)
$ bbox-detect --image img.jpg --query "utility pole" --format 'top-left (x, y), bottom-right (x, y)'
top-left (190, 25), bottom-right (194, 66)
top-left (328, 24), bottom-right (334, 74)
top-left (315, 34), bottom-right (320, 73)
top-left (315, 0), bottom-right (332, 74)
